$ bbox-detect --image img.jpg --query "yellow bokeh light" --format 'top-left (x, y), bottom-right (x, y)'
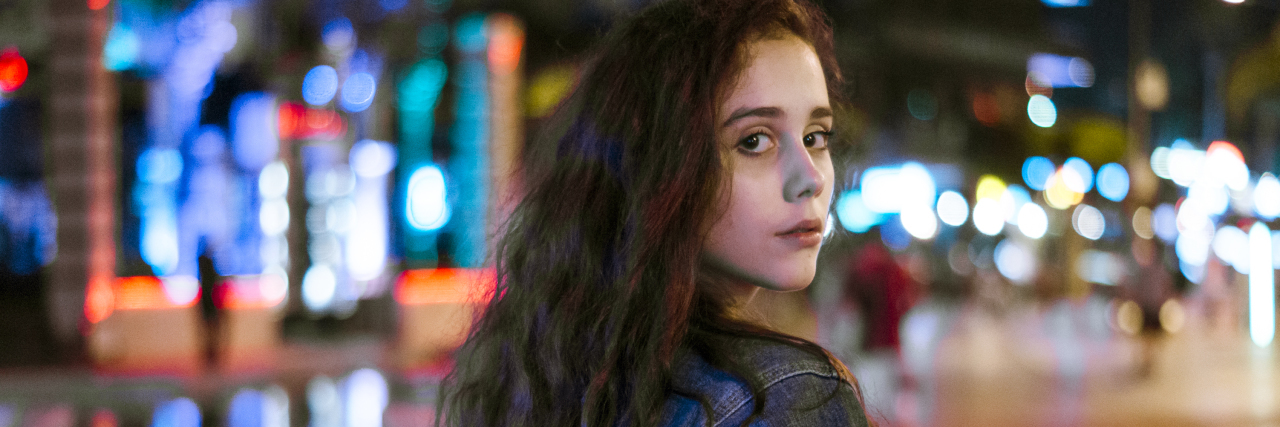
top-left (1044, 170), bottom-right (1084, 209)
top-left (975, 175), bottom-right (1006, 201)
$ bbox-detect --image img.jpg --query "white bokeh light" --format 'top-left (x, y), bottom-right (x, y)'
top-left (936, 190), bottom-right (969, 226)
top-left (973, 198), bottom-right (1005, 236)
top-left (1017, 203), bottom-right (1048, 239)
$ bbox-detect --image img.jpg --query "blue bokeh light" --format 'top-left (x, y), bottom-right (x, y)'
top-left (340, 72), bottom-right (377, 112)
top-left (1096, 163), bottom-right (1130, 202)
top-left (1022, 156), bottom-right (1054, 191)
top-left (151, 397), bottom-right (201, 427)
top-left (835, 190), bottom-right (884, 233)
top-left (104, 23), bottom-right (140, 71)
top-left (303, 65), bottom-right (339, 106)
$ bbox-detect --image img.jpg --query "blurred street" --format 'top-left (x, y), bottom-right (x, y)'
top-left (2, 297), bottom-right (1278, 426)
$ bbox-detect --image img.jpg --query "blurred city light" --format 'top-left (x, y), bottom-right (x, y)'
top-left (975, 174), bottom-right (1006, 201)
top-left (1022, 156), bottom-right (1055, 191)
top-left (1175, 219), bottom-right (1214, 267)
top-left (1040, 0), bottom-right (1089, 7)
top-left (340, 72), bottom-right (377, 112)
top-left (348, 140), bottom-right (395, 283)
top-left (151, 397), bottom-right (200, 427)
top-left (323, 17), bottom-right (355, 52)
top-left (836, 190), bottom-right (883, 232)
top-left (0, 49), bottom-right (28, 92)
top-left (1027, 94), bottom-right (1057, 128)
top-left (1213, 225), bottom-right (1250, 274)
top-left (999, 184), bottom-right (1031, 224)
top-left (900, 206), bottom-right (938, 240)
top-left (1045, 168), bottom-right (1085, 209)
top-left (104, 23), bottom-right (140, 71)
top-left (303, 66), bottom-right (340, 106)
top-left (406, 165), bottom-right (449, 231)
top-left (1150, 146), bottom-right (1172, 179)
top-left (936, 190), bottom-right (969, 227)
top-left (1027, 53), bottom-right (1094, 88)
top-left (994, 239), bottom-right (1035, 284)
top-left (907, 89), bottom-right (938, 121)
top-left (231, 93), bottom-right (280, 170)
top-left (1075, 250), bottom-right (1125, 286)
top-left (1132, 206), bottom-right (1155, 239)
top-left (1153, 203), bottom-right (1179, 242)
top-left (973, 198), bottom-right (1005, 236)
top-left (1249, 222), bottom-right (1274, 347)
top-left (1167, 139), bottom-right (1204, 187)
top-left (344, 369), bottom-right (389, 427)
top-left (1257, 173), bottom-right (1280, 220)
top-left (1063, 157), bottom-right (1094, 193)
top-left (302, 264), bottom-right (338, 313)
top-left (395, 268), bottom-right (495, 305)
top-left (861, 166), bottom-right (902, 213)
top-left (1017, 203), bottom-right (1048, 239)
top-left (307, 376), bottom-right (341, 427)
top-left (1095, 163), bottom-right (1129, 202)
top-left (1072, 204), bottom-right (1105, 240)
top-left (1204, 141), bottom-right (1249, 191)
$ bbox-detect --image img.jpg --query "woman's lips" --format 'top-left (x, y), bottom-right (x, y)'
top-left (777, 219), bottom-right (824, 247)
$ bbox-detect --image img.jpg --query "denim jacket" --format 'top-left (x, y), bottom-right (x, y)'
top-left (660, 338), bottom-right (871, 427)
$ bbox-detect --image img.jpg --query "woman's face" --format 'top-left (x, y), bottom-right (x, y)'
top-left (704, 34), bottom-right (835, 293)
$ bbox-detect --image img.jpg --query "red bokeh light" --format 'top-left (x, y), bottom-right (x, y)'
top-left (0, 49), bottom-right (29, 92)
top-left (87, 0), bottom-right (110, 10)
top-left (396, 268), bottom-right (496, 305)
top-left (277, 101), bottom-right (346, 140)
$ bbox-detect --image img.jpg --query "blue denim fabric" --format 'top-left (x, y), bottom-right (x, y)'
top-left (660, 338), bottom-right (871, 426)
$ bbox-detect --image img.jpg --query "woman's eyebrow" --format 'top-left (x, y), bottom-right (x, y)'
top-left (721, 106), bottom-right (783, 127)
top-left (811, 106), bottom-right (833, 120)
top-left (721, 106), bottom-right (833, 128)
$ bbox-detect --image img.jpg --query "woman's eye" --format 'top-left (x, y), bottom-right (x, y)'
top-left (737, 133), bottom-right (774, 154)
top-left (804, 131), bottom-right (831, 149)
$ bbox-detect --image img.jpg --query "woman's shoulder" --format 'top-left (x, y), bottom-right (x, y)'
top-left (663, 337), bottom-right (868, 426)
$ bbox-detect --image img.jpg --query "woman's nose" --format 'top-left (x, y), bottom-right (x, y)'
top-left (781, 139), bottom-right (824, 203)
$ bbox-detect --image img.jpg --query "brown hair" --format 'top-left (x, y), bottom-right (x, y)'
top-left (439, 0), bottom-right (848, 425)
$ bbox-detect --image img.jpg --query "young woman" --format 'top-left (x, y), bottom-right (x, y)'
top-left (440, 0), bottom-right (871, 425)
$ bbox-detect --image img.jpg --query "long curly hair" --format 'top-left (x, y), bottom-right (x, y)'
top-left (439, 0), bottom-right (848, 425)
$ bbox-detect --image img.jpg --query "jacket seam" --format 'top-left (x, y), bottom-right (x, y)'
top-left (710, 367), bottom-right (841, 427)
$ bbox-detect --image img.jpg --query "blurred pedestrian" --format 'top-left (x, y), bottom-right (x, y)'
top-left (438, 0), bottom-right (871, 425)
top-left (1125, 237), bottom-right (1175, 379)
top-left (842, 237), bottom-right (919, 424)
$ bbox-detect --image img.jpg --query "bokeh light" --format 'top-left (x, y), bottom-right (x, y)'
top-left (303, 65), bottom-right (340, 105)
top-left (1150, 146), bottom-right (1172, 179)
top-left (836, 190), bottom-right (883, 233)
top-left (406, 165), bottom-right (450, 231)
top-left (1095, 163), bottom-right (1129, 202)
top-left (1132, 206), bottom-right (1154, 239)
top-left (907, 89), bottom-right (938, 121)
top-left (973, 198), bottom-right (1005, 236)
top-left (1063, 157), bottom-right (1094, 193)
top-left (994, 239), bottom-right (1035, 284)
top-left (1017, 203), bottom-right (1048, 239)
top-left (1167, 139), bottom-right (1203, 187)
top-left (302, 264), bottom-right (337, 313)
top-left (1022, 156), bottom-right (1055, 191)
top-left (1213, 225), bottom-right (1249, 274)
top-left (900, 206), bottom-right (938, 240)
top-left (1256, 173), bottom-right (1280, 220)
top-left (1027, 94), bottom-right (1057, 127)
top-left (340, 72), bottom-right (377, 112)
top-left (936, 190), bottom-right (969, 226)
top-left (1152, 203), bottom-right (1178, 242)
top-left (1250, 222), bottom-right (1275, 347)
top-left (1071, 204), bottom-right (1105, 240)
